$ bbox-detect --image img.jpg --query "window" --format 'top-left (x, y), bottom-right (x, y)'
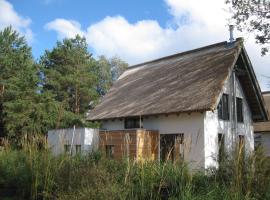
top-left (218, 134), bottom-right (225, 164)
top-left (237, 98), bottom-right (243, 122)
top-left (238, 135), bottom-right (245, 159)
top-left (75, 145), bottom-right (81, 154)
top-left (238, 135), bottom-right (245, 150)
top-left (64, 144), bottom-right (71, 154)
top-left (124, 117), bottom-right (141, 129)
top-left (176, 134), bottom-right (184, 161)
top-left (218, 94), bottom-right (230, 120)
top-left (160, 133), bottom-right (184, 162)
top-left (105, 145), bottom-right (115, 158)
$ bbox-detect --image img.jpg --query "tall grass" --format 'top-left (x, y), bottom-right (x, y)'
top-left (0, 136), bottom-right (269, 200)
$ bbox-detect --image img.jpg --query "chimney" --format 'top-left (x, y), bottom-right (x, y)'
top-left (229, 25), bottom-right (235, 43)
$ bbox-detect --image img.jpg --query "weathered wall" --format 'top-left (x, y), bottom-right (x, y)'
top-left (47, 128), bottom-right (99, 155)
top-left (204, 75), bottom-right (254, 169)
top-left (102, 113), bottom-right (205, 169)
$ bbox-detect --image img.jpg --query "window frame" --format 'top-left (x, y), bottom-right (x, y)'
top-left (105, 145), bottom-right (115, 158)
top-left (236, 97), bottom-right (244, 123)
top-left (75, 145), bottom-right (81, 154)
top-left (64, 144), bottom-right (71, 154)
top-left (124, 117), bottom-right (142, 129)
top-left (218, 94), bottom-right (230, 121)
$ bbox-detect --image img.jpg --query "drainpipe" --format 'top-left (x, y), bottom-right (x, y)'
top-left (232, 70), bottom-right (237, 151)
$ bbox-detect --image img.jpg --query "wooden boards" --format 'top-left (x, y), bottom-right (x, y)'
top-left (99, 129), bottom-right (159, 161)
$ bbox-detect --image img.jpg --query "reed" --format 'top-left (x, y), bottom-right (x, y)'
top-left (0, 135), bottom-right (269, 200)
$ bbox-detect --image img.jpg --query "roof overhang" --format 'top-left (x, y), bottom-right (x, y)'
top-left (236, 46), bottom-right (269, 122)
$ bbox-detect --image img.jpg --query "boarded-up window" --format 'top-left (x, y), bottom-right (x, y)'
top-left (237, 98), bottom-right (244, 122)
top-left (124, 117), bottom-right (141, 129)
top-left (218, 94), bottom-right (230, 120)
top-left (105, 145), bottom-right (115, 158)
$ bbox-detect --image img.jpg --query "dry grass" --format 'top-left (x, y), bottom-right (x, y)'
top-left (0, 135), bottom-right (269, 200)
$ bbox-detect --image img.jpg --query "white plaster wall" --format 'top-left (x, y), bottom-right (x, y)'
top-left (144, 113), bottom-right (205, 169)
top-left (204, 75), bottom-right (254, 169)
top-left (101, 113), bottom-right (205, 169)
top-left (47, 128), bottom-right (99, 155)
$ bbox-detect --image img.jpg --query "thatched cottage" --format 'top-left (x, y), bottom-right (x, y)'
top-left (87, 38), bottom-right (268, 169)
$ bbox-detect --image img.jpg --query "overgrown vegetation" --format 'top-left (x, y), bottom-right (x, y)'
top-left (0, 136), bottom-right (269, 200)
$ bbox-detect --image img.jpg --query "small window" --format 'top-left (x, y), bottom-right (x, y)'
top-left (238, 135), bottom-right (245, 159)
top-left (64, 144), bottom-right (71, 154)
top-left (237, 98), bottom-right (243, 122)
top-left (124, 117), bottom-right (142, 129)
top-left (105, 145), bottom-right (114, 158)
top-left (218, 94), bottom-right (230, 120)
top-left (75, 145), bottom-right (81, 154)
top-left (218, 134), bottom-right (225, 164)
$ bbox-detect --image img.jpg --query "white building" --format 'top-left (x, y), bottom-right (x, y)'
top-left (47, 128), bottom-right (99, 155)
top-left (87, 38), bottom-right (268, 169)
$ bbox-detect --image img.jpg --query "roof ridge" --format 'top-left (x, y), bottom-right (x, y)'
top-left (128, 38), bottom-right (243, 70)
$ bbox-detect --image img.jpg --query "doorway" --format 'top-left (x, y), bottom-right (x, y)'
top-left (160, 134), bottom-right (184, 162)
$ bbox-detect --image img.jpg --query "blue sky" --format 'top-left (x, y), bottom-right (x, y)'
top-left (9, 0), bottom-right (171, 59)
top-left (0, 0), bottom-right (270, 90)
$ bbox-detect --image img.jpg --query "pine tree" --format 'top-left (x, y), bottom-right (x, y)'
top-left (0, 27), bottom-right (59, 140)
top-left (41, 35), bottom-right (98, 126)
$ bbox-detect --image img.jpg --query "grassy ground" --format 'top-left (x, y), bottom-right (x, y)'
top-left (0, 136), bottom-right (269, 200)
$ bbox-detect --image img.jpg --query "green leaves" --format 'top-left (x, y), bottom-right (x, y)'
top-left (227, 0), bottom-right (270, 55)
top-left (0, 27), bottom-right (127, 141)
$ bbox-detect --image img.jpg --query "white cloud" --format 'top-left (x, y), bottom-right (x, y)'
top-left (45, 0), bottom-right (270, 90)
top-left (45, 18), bottom-right (85, 39)
top-left (0, 0), bottom-right (33, 42)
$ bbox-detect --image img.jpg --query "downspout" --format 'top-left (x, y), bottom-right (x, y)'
top-left (232, 70), bottom-right (237, 151)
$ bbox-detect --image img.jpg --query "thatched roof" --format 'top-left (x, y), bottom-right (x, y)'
top-left (87, 38), bottom-right (268, 122)
top-left (254, 92), bottom-right (270, 132)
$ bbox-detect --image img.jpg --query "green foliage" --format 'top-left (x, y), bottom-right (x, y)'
top-left (226, 0), bottom-right (270, 55)
top-left (0, 137), bottom-right (270, 200)
top-left (94, 55), bottom-right (128, 96)
top-left (0, 26), bottom-right (128, 139)
top-left (40, 35), bottom-right (98, 115)
top-left (0, 27), bottom-right (60, 140)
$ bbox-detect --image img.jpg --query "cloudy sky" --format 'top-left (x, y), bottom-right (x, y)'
top-left (1, 0), bottom-right (269, 90)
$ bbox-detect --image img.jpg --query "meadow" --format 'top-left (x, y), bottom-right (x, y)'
top-left (0, 135), bottom-right (269, 200)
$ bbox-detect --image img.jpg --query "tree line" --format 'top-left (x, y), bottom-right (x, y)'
top-left (0, 27), bottom-right (128, 142)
